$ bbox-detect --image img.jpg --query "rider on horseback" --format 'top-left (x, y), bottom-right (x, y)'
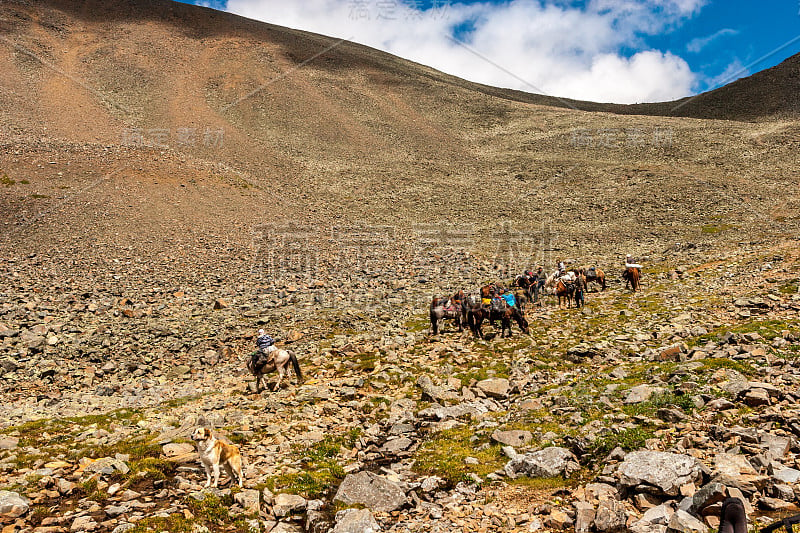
top-left (255, 329), bottom-right (276, 365)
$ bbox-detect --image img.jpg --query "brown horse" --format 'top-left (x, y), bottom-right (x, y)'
top-left (467, 298), bottom-right (529, 338)
top-left (623, 266), bottom-right (641, 292)
top-left (556, 278), bottom-right (575, 309)
top-left (515, 275), bottom-right (535, 302)
top-left (584, 267), bottom-right (606, 291)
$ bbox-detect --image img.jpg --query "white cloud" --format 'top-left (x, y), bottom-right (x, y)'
top-left (223, 0), bottom-right (702, 103)
top-left (686, 28), bottom-right (738, 53)
top-left (703, 58), bottom-right (747, 90)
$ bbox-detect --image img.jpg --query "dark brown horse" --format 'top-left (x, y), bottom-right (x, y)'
top-left (584, 267), bottom-right (606, 291)
top-left (623, 266), bottom-right (641, 292)
top-left (467, 298), bottom-right (529, 338)
top-left (515, 274), bottom-right (535, 302)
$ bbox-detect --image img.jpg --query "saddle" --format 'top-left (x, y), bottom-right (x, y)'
top-left (252, 346), bottom-right (276, 370)
top-left (442, 299), bottom-right (459, 313)
top-left (491, 297), bottom-right (506, 313)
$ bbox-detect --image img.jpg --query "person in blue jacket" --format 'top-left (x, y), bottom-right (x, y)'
top-left (501, 289), bottom-right (516, 308)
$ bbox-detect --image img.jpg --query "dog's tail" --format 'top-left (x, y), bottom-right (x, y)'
top-left (290, 352), bottom-right (303, 383)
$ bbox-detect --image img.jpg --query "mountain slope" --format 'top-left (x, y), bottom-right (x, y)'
top-left (0, 0), bottom-right (798, 282)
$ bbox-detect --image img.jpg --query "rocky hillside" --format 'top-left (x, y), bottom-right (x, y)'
top-left (2, 0), bottom-right (800, 532)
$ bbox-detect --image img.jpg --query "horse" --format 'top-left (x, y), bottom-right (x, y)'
top-left (543, 271), bottom-right (563, 295)
top-left (430, 291), bottom-right (465, 335)
top-left (555, 278), bottom-right (575, 309)
top-left (573, 271), bottom-right (587, 308)
top-left (479, 283), bottom-right (505, 301)
top-left (584, 267), bottom-right (606, 291)
top-left (467, 298), bottom-right (529, 338)
top-left (623, 266), bottom-right (641, 292)
top-left (515, 275), bottom-right (535, 302)
top-left (247, 347), bottom-right (303, 392)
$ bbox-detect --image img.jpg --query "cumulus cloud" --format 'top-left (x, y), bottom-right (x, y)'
top-left (221, 0), bottom-right (703, 103)
top-left (686, 28), bottom-right (738, 53)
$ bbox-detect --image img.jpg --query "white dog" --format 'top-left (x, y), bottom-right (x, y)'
top-left (191, 427), bottom-right (243, 488)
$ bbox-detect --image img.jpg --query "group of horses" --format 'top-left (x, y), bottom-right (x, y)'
top-left (430, 264), bottom-right (642, 337)
top-left (430, 285), bottom-right (530, 339)
top-left (516, 267), bottom-right (607, 310)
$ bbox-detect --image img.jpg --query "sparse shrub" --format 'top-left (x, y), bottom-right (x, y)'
top-left (413, 426), bottom-right (505, 488)
top-left (591, 427), bottom-right (655, 457)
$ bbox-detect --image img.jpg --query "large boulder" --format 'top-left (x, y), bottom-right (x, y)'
top-left (504, 447), bottom-right (579, 479)
top-left (624, 385), bottom-right (665, 404)
top-left (273, 493), bottom-right (307, 517)
top-left (475, 378), bottom-right (510, 399)
top-left (491, 429), bottom-right (533, 447)
top-left (594, 498), bottom-right (627, 532)
top-left (666, 510), bottom-right (708, 533)
top-left (617, 451), bottom-right (703, 497)
top-left (334, 472), bottom-right (406, 512)
top-left (416, 375), bottom-right (458, 403)
top-left (0, 491), bottom-right (30, 518)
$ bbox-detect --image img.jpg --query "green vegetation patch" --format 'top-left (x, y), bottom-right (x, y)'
top-left (591, 427), bottom-right (656, 458)
top-left (455, 361), bottom-right (511, 388)
top-left (699, 358), bottom-right (758, 377)
top-left (701, 223), bottom-right (737, 234)
top-left (690, 319), bottom-right (796, 346)
top-left (413, 426), bottom-right (505, 488)
top-left (129, 493), bottom-right (254, 533)
top-left (779, 282), bottom-right (798, 295)
top-left (267, 430), bottom-right (360, 499)
top-left (622, 391), bottom-right (695, 418)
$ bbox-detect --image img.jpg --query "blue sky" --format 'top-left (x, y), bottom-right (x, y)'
top-left (180, 0), bottom-right (800, 103)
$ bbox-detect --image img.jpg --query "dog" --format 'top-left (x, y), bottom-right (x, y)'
top-left (191, 426), bottom-right (243, 488)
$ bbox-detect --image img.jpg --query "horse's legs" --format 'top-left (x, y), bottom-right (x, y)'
top-left (474, 314), bottom-right (484, 339)
top-left (273, 366), bottom-right (284, 392)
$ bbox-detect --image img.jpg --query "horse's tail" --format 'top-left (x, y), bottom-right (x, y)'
top-left (290, 352), bottom-right (303, 382)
